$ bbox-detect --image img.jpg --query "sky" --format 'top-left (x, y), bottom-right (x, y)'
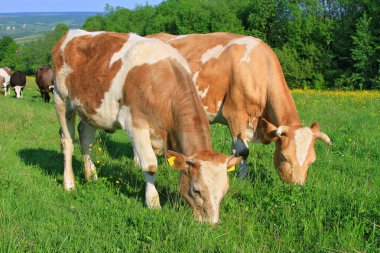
top-left (0, 0), bottom-right (164, 13)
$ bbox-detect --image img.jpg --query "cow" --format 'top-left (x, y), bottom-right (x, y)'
top-left (147, 32), bottom-right (332, 184)
top-left (52, 29), bottom-right (242, 225)
top-left (10, 71), bottom-right (26, 98)
top-left (35, 66), bottom-right (54, 103)
top-left (0, 67), bottom-right (12, 96)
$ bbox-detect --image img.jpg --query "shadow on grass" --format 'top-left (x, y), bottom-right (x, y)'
top-left (103, 136), bottom-right (134, 160)
top-left (17, 144), bottom-right (180, 207)
top-left (98, 159), bottom-right (181, 207)
top-left (17, 148), bottom-right (81, 185)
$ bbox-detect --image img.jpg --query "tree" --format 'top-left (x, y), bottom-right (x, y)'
top-left (351, 13), bottom-right (376, 89)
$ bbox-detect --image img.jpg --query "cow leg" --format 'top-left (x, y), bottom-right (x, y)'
top-left (55, 94), bottom-right (76, 191)
top-left (124, 121), bottom-right (160, 208)
top-left (225, 114), bottom-right (250, 179)
top-left (231, 137), bottom-right (249, 179)
top-left (78, 120), bottom-right (98, 182)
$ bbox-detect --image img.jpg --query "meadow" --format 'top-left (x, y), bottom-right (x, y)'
top-left (0, 78), bottom-right (379, 252)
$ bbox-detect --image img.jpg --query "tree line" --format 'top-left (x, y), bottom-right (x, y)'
top-left (1, 0), bottom-right (379, 90)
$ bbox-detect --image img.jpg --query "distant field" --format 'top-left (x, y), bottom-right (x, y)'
top-left (0, 80), bottom-right (379, 252)
top-left (0, 12), bottom-right (99, 40)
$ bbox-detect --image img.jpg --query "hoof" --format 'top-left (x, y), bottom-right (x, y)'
top-left (146, 194), bottom-right (161, 209)
top-left (64, 181), bottom-right (75, 191)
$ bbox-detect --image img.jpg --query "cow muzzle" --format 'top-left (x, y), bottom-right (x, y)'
top-left (13, 86), bottom-right (23, 98)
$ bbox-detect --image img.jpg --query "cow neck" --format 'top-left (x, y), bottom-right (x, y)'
top-left (265, 76), bottom-right (301, 128)
top-left (170, 90), bottom-right (213, 157)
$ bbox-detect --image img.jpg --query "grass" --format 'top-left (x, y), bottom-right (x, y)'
top-left (0, 78), bottom-right (379, 252)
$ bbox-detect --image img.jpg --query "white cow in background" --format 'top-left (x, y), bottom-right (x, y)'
top-left (0, 67), bottom-right (12, 96)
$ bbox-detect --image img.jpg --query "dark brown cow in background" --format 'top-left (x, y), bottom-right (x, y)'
top-left (36, 67), bottom-right (54, 103)
top-left (10, 71), bottom-right (26, 98)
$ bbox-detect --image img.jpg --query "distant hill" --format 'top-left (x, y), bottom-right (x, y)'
top-left (0, 12), bottom-right (101, 40)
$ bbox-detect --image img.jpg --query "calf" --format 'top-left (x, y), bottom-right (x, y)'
top-left (0, 67), bottom-right (12, 96)
top-left (52, 29), bottom-right (241, 224)
top-left (10, 71), bottom-right (26, 98)
top-left (35, 67), bottom-right (54, 103)
top-left (148, 32), bottom-right (332, 184)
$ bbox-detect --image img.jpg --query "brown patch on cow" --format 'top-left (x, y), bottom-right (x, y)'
top-left (0, 76), bottom-right (4, 84)
top-left (52, 33), bottom-right (67, 73)
top-left (3, 67), bottom-right (13, 76)
top-left (145, 33), bottom-right (176, 42)
top-left (58, 33), bottom-right (129, 115)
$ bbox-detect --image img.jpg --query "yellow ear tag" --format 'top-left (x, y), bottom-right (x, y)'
top-left (227, 165), bottom-right (235, 172)
top-left (167, 156), bottom-right (176, 167)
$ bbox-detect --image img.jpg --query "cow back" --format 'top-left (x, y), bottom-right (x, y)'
top-left (10, 71), bottom-right (26, 87)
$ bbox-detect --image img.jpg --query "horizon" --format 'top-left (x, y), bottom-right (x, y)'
top-left (1, 0), bottom-right (163, 13)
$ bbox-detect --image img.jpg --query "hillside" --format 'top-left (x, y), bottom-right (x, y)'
top-left (0, 12), bottom-right (99, 40)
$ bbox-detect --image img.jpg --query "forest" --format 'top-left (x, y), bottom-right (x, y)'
top-left (0, 0), bottom-right (379, 90)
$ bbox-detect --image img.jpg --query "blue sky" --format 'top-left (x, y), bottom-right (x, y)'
top-left (0, 0), bottom-right (164, 13)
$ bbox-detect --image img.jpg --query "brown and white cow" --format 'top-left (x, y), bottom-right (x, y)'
top-left (147, 32), bottom-right (332, 184)
top-left (0, 67), bottom-right (12, 96)
top-left (35, 66), bottom-right (54, 103)
top-left (52, 30), bottom-right (241, 224)
top-left (10, 71), bottom-right (26, 98)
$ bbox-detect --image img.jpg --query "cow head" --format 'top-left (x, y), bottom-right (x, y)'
top-left (261, 119), bottom-right (332, 185)
top-left (167, 150), bottom-right (241, 225)
top-left (39, 86), bottom-right (53, 103)
top-left (12, 85), bottom-right (24, 98)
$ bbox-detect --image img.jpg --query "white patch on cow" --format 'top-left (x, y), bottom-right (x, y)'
top-left (197, 86), bottom-right (209, 99)
top-left (0, 68), bottom-right (11, 85)
top-left (192, 71), bottom-right (199, 84)
top-left (0, 68), bottom-right (11, 96)
top-left (200, 45), bottom-right (225, 64)
top-left (14, 86), bottom-right (22, 98)
top-left (60, 29), bottom-right (105, 52)
top-left (199, 37), bottom-right (261, 65)
top-left (55, 62), bottom-right (72, 97)
top-left (94, 35), bottom-right (191, 129)
top-left (294, 127), bottom-right (314, 166)
top-left (168, 34), bottom-right (189, 42)
top-left (232, 37), bottom-right (261, 64)
top-left (199, 160), bottom-right (228, 224)
top-left (193, 71), bottom-right (210, 99)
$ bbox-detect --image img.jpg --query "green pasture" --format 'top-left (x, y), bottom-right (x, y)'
top-left (0, 79), bottom-right (379, 252)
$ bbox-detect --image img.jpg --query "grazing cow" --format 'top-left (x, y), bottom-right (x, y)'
top-left (35, 67), bottom-right (54, 103)
top-left (10, 71), bottom-right (26, 98)
top-left (147, 32), bottom-right (332, 184)
top-left (52, 29), bottom-right (241, 224)
top-left (0, 67), bottom-right (12, 96)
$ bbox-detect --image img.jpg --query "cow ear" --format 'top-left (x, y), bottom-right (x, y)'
top-left (260, 118), bottom-right (279, 144)
top-left (226, 156), bottom-right (242, 172)
top-left (310, 122), bottom-right (320, 133)
top-left (166, 150), bottom-right (188, 170)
